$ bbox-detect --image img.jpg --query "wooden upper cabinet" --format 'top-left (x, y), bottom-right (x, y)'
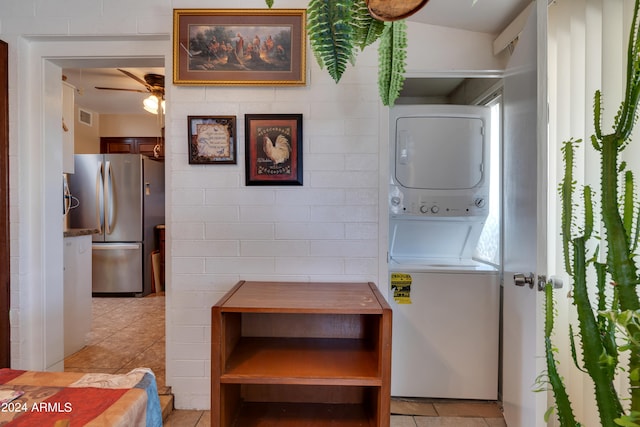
top-left (100, 137), bottom-right (163, 158)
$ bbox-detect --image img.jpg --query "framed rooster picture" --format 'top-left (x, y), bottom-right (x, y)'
top-left (244, 113), bottom-right (302, 186)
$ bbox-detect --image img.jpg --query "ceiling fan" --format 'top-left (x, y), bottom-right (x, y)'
top-left (95, 68), bottom-right (165, 114)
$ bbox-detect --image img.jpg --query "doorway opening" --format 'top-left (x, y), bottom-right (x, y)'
top-left (58, 60), bottom-right (167, 391)
top-left (13, 35), bottom-right (168, 377)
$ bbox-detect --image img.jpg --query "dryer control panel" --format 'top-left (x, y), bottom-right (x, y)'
top-left (390, 191), bottom-right (489, 217)
top-left (388, 104), bottom-right (492, 219)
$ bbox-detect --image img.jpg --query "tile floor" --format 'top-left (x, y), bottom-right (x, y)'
top-left (63, 293), bottom-right (167, 394)
top-left (65, 295), bottom-right (507, 427)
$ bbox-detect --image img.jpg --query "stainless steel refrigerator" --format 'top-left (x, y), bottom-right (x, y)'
top-left (68, 154), bottom-right (165, 295)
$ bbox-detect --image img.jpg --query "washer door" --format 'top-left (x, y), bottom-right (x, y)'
top-left (394, 115), bottom-right (485, 190)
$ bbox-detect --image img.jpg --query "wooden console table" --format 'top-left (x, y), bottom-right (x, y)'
top-left (211, 280), bottom-right (392, 427)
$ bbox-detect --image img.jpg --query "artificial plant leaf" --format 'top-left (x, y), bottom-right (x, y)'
top-left (544, 406), bottom-right (556, 423)
top-left (351, 0), bottom-right (385, 50)
top-left (265, 0), bottom-right (274, 8)
top-left (614, 415), bottom-right (640, 427)
top-left (308, 0), bottom-right (355, 82)
top-left (377, 20), bottom-right (407, 106)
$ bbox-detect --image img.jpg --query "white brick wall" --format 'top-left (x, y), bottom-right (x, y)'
top-left (1, 0), bottom-right (505, 410)
top-left (167, 41), bottom-right (382, 402)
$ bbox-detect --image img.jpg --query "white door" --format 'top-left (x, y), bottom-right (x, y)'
top-left (501, 1), bottom-right (549, 426)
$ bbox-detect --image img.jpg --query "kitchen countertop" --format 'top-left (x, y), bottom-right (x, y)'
top-left (64, 228), bottom-right (100, 238)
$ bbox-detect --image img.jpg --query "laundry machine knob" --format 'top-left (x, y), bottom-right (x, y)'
top-left (391, 196), bottom-right (401, 206)
top-left (430, 205), bottom-right (439, 214)
top-left (419, 205), bottom-right (428, 214)
top-left (474, 198), bottom-right (486, 208)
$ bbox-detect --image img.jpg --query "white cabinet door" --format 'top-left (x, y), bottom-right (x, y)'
top-left (62, 81), bottom-right (74, 174)
top-left (63, 235), bottom-right (92, 358)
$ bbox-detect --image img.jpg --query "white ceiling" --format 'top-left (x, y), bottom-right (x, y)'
top-left (411, 0), bottom-right (531, 34)
top-left (62, 0), bottom-right (530, 115)
top-left (63, 67), bottom-right (165, 115)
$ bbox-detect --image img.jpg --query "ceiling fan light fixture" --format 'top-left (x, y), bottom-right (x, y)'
top-left (143, 95), bottom-right (165, 115)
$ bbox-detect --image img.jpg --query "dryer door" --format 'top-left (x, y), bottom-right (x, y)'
top-left (394, 115), bottom-right (485, 190)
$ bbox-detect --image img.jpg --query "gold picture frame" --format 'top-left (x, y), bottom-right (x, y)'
top-left (173, 9), bottom-right (306, 86)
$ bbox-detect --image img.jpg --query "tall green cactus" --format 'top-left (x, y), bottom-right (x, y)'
top-left (545, 0), bottom-right (640, 424)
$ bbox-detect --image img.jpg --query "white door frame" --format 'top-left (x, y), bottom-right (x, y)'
top-left (15, 35), bottom-right (168, 370)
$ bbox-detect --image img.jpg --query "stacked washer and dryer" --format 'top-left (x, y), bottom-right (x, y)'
top-left (387, 104), bottom-right (500, 400)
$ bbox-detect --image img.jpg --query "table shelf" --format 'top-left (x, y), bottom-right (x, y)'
top-left (222, 337), bottom-right (380, 385)
top-left (211, 281), bottom-right (392, 427)
top-left (229, 402), bottom-right (374, 427)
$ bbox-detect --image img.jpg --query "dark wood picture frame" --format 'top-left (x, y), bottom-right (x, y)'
top-left (188, 115), bottom-right (237, 164)
top-left (173, 9), bottom-right (306, 86)
top-left (244, 114), bottom-right (303, 186)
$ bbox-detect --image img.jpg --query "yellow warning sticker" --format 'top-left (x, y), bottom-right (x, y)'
top-left (390, 272), bottom-right (412, 304)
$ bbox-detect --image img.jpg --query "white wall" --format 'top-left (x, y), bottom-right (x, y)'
top-left (0, 0), bottom-right (506, 410)
top-left (74, 105), bottom-right (100, 153)
top-left (100, 113), bottom-right (162, 137)
top-left (73, 112), bottom-right (162, 153)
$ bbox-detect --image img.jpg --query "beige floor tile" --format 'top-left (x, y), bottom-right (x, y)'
top-left (415, 416), bottom-right (490, 427)
top-left (485, 418), bottom-right (507, 427)
top-left (391, 415), bottom-right (418, 427)
top-left (434, 401), bottom-right (503, 418)
top-left (64, 344), bottom-right (129, 369)
top-left (196, 410), bottom-right (211, 427)
top-left (392, 399), bottom-right (438, 416)
top-left (64, 295), bottom-right (168, 391)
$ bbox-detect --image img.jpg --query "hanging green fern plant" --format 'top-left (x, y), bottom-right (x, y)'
top-left (351, 0), bottom-right (386, 50)
top-left (307, 0), bottom-right (355, 83)
top-left (378, 20), bottom-right (407, 106)
top-left (266, 0), bottom-right (409, 106)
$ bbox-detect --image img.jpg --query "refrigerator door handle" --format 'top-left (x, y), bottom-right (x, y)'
top-left (92, 242), bottom-right (141, 251)
top-left (63, 175), bottom-right (71, 215)
top-left (95, 161), bottom-right (104, 235)
top-left (104, 160), bottom-right (114, 235)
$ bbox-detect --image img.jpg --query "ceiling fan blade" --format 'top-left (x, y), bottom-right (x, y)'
top-left (95, 86), bottom-right (148, 93)
top-left (117, 68), bottom-right (151, 90)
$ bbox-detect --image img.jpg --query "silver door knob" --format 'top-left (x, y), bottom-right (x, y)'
top-left (514, 272), bottom-right (535, 288)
